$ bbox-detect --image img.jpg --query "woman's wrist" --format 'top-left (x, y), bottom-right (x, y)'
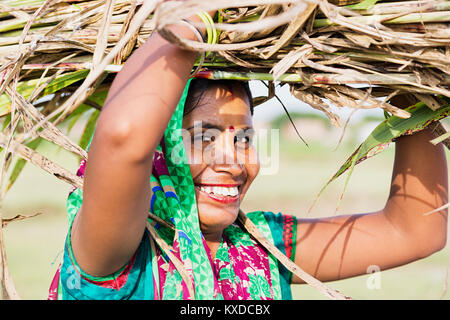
top-left (186, 12), bottom-right (215, 40)
top-left (159, 10), bottom-right (217, 46)
top-left (394, 125), bottom-right (441, 148)
top-left (394, 122), bottom-right (444, 145)
top-left (388, 94), bottom-right (445, 145)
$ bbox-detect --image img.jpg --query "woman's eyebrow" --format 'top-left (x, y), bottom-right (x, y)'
top-left (185, 122), bottom-right (220, 131)
top-left (185, 122), bottom-right (253, 131)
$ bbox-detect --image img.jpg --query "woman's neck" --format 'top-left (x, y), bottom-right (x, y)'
top-left (203, 231), bottom-right (223, 260)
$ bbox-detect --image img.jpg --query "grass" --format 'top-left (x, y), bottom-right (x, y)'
top-left (3, 211), bottom-right (67, 300)
top-left (2, 139), bottom-right (77, 300)
top-left (2, 118), bottom-right (450, 300)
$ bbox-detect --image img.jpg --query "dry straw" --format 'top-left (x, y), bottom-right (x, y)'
top-left (0, 0), bottom-right (449, 299)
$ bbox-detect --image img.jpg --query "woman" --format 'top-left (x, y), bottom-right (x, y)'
top-left (49, 11), bottom-right (448, 300)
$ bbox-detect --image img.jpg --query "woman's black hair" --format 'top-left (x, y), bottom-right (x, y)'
top-left (184, 78), bottom-right (254, 116)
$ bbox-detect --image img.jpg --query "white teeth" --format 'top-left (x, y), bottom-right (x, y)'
top-left (198, 185), bottom-right (239, 197)
top-left (222, 187), bottom-right (230, 196)
top-left (200, 186), bottom-right (211, 194)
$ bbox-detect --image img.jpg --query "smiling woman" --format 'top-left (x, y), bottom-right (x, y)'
top-left (47, 6), bottom-right (448, 301)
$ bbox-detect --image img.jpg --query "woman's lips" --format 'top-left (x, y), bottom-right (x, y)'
top-left (195, 184), bottom-right (240, 204)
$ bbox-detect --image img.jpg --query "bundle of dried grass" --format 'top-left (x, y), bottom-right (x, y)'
top-left (1, 0), bottom-right (450, 124)
top-left (0, 0), bottom-right (449, 299)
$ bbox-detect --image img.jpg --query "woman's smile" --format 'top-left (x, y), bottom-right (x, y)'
top-left (195, 183), bottom-right (241, 204)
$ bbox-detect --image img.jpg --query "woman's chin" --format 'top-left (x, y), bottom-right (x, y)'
top-left (196, 203), bottom-right (240, 232)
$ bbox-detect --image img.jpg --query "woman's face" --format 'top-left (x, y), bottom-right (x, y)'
top-left (182, 84), bottom-right (260, 239)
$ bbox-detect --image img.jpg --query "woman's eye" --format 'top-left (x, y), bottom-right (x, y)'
top-left (193, 133), bottom-right (215, 143)
top-left (234, 134), bottom-right (253, 147)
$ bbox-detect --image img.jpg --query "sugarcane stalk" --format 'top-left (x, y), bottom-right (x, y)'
top-left (195, 70), bottom-right (450, 85)
top-left (314, 10), bottom-right (450, 28)
top-left (2, 69), bottom-right (449, 119)
top-left (349, 1), bottom-right (450, 15)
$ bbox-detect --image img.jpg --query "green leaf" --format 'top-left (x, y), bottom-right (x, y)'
top-left (309, 100), bottom-right (450, 213)
top-left (86, 89), bottom-right (108, 107)
top-left (64, 104), bottom-right (91, 134)
top-left (41, 70), bottom-right (90, 97)
top-left (79, 109), bottom-right (100, 151)
top-left (72, 3), bottom-right (82, 11)
top-left (346, 0), bottom-right (379, 10)
top-left (62, 88), bottom-right (108, 134)
top-left (0, 70), bottom-right (90, 117)
top-left (2, 113), bottom-right (11, 130)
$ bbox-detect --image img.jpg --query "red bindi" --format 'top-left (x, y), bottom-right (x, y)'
top-left (228, 126), bottom-right (235, 132)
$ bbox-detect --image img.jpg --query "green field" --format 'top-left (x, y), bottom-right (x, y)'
top-left (2, 122), bottom-right (450, 300)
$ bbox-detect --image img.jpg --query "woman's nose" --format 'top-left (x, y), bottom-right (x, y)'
top-left (208, 133), bottom-right (244, 175)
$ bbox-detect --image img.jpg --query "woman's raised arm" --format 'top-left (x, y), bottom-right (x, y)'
top-left (292, 98), bottom-right (448, 284)
top-left (70, 19), bottom-right (201, 277)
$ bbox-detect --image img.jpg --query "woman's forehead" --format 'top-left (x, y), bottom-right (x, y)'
top-left (183, 87), bottom-right (253, 129)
